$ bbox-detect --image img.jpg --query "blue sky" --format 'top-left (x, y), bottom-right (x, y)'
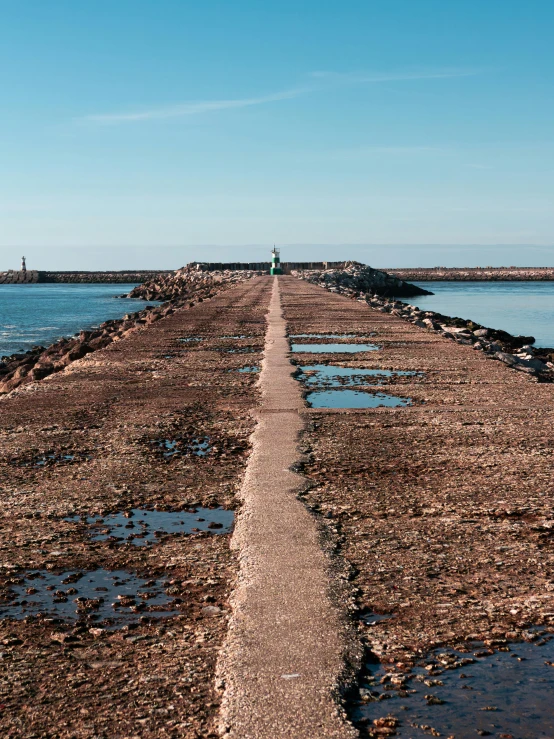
top-left (1, 0), bottom-right (554, 269)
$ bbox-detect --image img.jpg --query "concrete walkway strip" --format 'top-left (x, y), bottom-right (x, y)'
top-left (218, 277), bottom-right (359, 738)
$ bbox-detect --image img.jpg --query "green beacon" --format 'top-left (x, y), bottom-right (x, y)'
top-left (270, 246), bottom-right (282, 275)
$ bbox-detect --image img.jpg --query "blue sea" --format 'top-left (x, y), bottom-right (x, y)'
top-left (0, 283), bottom-right (155, 358)
top-left (409, 281), bottom-right (554, 348)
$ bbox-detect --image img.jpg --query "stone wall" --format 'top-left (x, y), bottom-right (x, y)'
top-left (0, 270), bottom-right (172, 284)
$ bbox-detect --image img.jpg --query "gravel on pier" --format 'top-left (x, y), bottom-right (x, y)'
top-left (0, 278), bottom-right (271, 738)
top-left (279, 276), bottom-right (554, 683)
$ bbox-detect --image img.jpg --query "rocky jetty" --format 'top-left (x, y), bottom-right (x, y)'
top-left (367, 294), bottom-right (554, 381)
top-left (126, 265), bottom-right (263, 302)
top-left (387, 266), bottom-right (554, 281)
top-left (292, 261), bottom-right (433, 298)
top-left (0, 267), bottom-right (254, 395)
top-left (0, 270), bottom-right (172, 284)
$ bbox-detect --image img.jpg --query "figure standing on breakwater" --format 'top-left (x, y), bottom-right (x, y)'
top-left (21, 256), bottom-right (26, 273)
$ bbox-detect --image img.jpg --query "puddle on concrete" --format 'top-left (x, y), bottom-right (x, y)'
top-left (353, 635), bottom-right (554, 738)
top-left (291, 343), bottom-right (380, 354)
top-left (298, 365), bottom-right (416, 388)
top-left (306, 389), bottom-right (411, 409)
top-left (14, 452), bottom-right (92, 468)
top-left (150, 437), bottom-right (211, 459)
top-left (290, 334), bottom-right (376, 339)
top-left (65, 507), bottom-right (234, 546)
top-left (237, 366), bottom-right (260, 373)
top-left (224, 347), bottom-right (258, 354)
top-left (179, 337), bottom-right (202, 343)
top-left (0, 569), bottom-right (178, 628)
top-left (360, 612), bottom-right (395, 626)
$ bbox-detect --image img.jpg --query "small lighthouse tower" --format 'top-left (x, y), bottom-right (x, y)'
top-left (270, 246), bottom-right (282, 275)
top-left (21, 256), bottom-right (27, 273)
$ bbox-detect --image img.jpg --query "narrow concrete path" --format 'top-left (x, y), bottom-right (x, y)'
top-left (218, 278), bottom-right (357, 738)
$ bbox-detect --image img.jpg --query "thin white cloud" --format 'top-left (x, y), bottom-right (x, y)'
top-left (79, 87), bottom-right (309, 124)
top-left (79, 67), bottom-right (483, 125)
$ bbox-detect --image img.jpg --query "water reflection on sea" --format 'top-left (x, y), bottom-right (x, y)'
top-left (0, 283), bottom-right (154, 357)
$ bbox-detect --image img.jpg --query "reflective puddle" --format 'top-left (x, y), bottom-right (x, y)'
top-left (0, 569), bottom-right (179, 628)
top-left (353, 635), bottom-right (554, 738)
top-left (290, 333), bottom-right (376, 339)
top-left (291, 343), bottom-right (380, 353)
top-left (179, 337), bottom-right (202, 343)
top-left (298, 365), bottom-right (416, 388)
top-left (65, 506), bottom-right (234, 546)
top-left (237, 366), bottom-right (260, 373)
top-left (224, 347), bottom-right (258, 354)
top-left (12, 452), bottom-right (92, 468)
top-left (306, 389), bottom-right (411, 409)
top-left (150, 437), bottom-right (211, 459)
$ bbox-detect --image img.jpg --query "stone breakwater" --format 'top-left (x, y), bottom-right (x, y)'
top-left (0, 269), bottom-right (252, 395)
top-left (292, 261), bottom-right (432, 298)
top-left (127, 265), bottom-right (264, 302)
top-left (0, 278), bottom-right (270, 737)
top-left (0, 270), bottom-right (172, 284)
top-left (297, 267), bottom-right (554, 382)
top-left (387, 266), bottom-right (554, 281)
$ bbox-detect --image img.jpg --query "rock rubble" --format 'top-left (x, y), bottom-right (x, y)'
top-left (292, 261), bottom-right (433, 298)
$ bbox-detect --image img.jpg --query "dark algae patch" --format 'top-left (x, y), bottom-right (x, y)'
top-left (65, 506), bottom-right (235, 545)
top-left (353, 635), bottom-right (554, 738)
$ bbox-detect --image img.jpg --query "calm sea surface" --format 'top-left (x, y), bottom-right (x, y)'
top-left (409, 281), bottom-right (554, 348)
top-left (0, 283), bottom-right (154, 357)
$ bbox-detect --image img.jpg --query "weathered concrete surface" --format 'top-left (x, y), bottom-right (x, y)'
top-left (279, 275), bottom-right (554, 678)
top-left (0, 278), bottom-right (271, 738)
top-left (219, 278), bottom-right (359, 739)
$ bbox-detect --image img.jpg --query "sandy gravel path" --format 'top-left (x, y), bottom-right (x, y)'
top-left (218, 278), bottom-right (357, 738)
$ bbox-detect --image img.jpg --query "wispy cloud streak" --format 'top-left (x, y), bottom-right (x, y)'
top-left (79, 67), bottom-right (483, 125)
top-left (79, 88), bottom-right (308, 124)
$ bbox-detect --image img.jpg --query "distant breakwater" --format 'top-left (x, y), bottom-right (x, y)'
top-left (0, 270), bottom-right (172, 285)
top-left (387, 267), bottom-right (554, 281)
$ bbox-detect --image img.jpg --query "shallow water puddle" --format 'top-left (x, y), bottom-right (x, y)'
top-left (13, 452), bottom-right (92, 468)
top-left (298, 364), bottom-right (416, 388)
top-left (290, 333), bottom-right (376, 339)
top-left (0, 569), bottom-right (178, 627)
top-left (354, 636), bottom-right (554, 738)
top-left (291, 343), bottom-right (380, 353)
top-left (65, 507), bottom-right (234, 546)
top-left (179, 337), bottom-right (202, 343)
top-left (224, 347), bottom-right (258, 353)
top-left (151, 437), bottom-right (211, 459)
top-left (306, 389), bottom-right (411, 409)
top-left (237, 365), bottom-right (260, 373)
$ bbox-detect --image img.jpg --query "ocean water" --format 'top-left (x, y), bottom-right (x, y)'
top-left (409, 281), bottom-right (554, 348)
top-left (0, 283), bottom-right (154, 358)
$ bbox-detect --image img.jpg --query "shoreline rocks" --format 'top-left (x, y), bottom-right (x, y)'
top-left (0, 268), bottom-right (255, 395)
top-left (386, 266), bottom-right (554, 281)
top-left (299, 272), bottom-right (554, 382)
top-left (367, 294), bottom-right (554, 382)
top-left (291, 261), bottom-right (433, 298)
